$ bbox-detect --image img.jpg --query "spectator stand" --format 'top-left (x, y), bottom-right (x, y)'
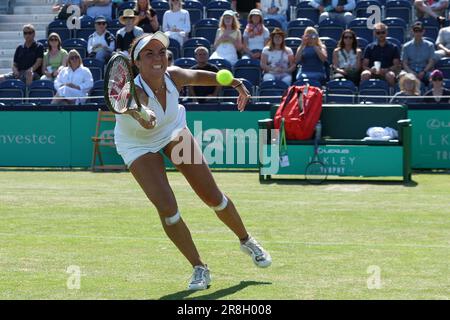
top-left (27, 80), bottom-right (56, 106)
top-left (193, 18), bottom-right (219, 45)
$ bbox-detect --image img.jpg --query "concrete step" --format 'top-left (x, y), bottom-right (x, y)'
top-left (0, 59), bottom-right (13, 68)
top-left (0, 14), bottom-right (55, 23)
top-left (14, 5), bottom-right (53, 15)
top-left (0, 68), bottom-right (11, 75)
top-left (0, 30), bottom-right (47, 40)
top-left (15, 0), bottom-right (59, 5)
top-left (0, 23), bottom-right (49, 31)
top-left (0, 49), bottom-right (17, 58)
top-left (0, 38), bottom-right (50, 51)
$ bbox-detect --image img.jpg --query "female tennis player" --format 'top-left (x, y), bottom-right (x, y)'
top-left (114, 31), bottom-right (271, 291)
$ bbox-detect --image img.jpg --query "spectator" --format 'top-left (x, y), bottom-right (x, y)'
top-left (84, 0), bottom-right (113, 20)
top-left (162, 0), bottom-right (191, 46)
top-left (401, 21), bottom-right (435, 85)
top-left (434, 17), bottom-right (450, 60)
top-left (294, 26), bottom-right (328, 84)
top-left (53, 0), bottom-right (83, 20)
top-left (422, 69), bottom-right (450, 103)
top-left (52, 50), bottom-right (94, 105)
top-left (308, 0), bottom-right (355, 25)
top-left (231, 0), bottom-right (261, 20)
top-left (242, 9), bottom-right (270, 60)
top-left (116, 9), bottom-right (144, 58)
top-left (134, 0), bottom-right (160, 33)
top-left (414, 0), bottom-right (448, 27)
top-left (87, 15), bottom-right (115, 63)
top-left (188, 46), bottom-right (220, 103)
top-left (390, 73), bottom-right (421, 104)
top-left (210, 10), bottom-right (243, 66)
top-left (41, 33), bottom-right (68, 81)
top-left (167, 49), bottom-right (174, 66)
top-left (260, 0), bottom-right (288, 30)
top-left (360, 23), bottom-right (401, 87)
top-left (0, 24), bottom-right (44, 86)
top-left (332, 29), bottom-right (362, 84)
top-left (260, 27), bottom-right (295, 85)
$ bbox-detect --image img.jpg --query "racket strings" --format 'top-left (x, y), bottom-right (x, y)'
top-left (107, 58), bottom-right (133, 113)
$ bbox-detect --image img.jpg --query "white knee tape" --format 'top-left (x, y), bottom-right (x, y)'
top-left (165, 211), bottom-right (181, 226)
top-left (211, 194), bottom-right (228, 212)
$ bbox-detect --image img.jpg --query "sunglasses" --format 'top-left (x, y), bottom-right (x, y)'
top-left (432, 77), bottom-right (443, 81)
top-left (49, 38), bottom-right (58, 41)
top-left (96, 22), bottom-right (106, 25)
top-left (23, 31), bottom-right (34, 35)
top-left (69, 56), bottom-right (80, 60)
top-left (375, 30), bottom-right (386, 35)
top-left (343, 36), bottom-right (353, 39)
top-left (413, 29), bottom-right (423, 33)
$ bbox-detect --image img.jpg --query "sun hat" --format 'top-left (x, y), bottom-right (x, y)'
top-left (119, 9), bottom-right (138, 25)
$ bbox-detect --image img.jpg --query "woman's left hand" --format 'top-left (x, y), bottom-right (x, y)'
top-left (236, 81), bottom-right (251, 112)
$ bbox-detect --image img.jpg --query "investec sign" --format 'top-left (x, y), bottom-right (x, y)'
top-left (0, 134), bottom-right (56, 145)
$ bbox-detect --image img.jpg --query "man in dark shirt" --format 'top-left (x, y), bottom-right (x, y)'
top-left (361, 22), bottom-right (401, 87)
top-left (116, 9), bottom-right (144, 58)
top-left (232, 0), bottom-right (261, 20)
top-left (0, 24), bottom-right (44, 85)
top-left (189, 46), bottom-right (220, 103)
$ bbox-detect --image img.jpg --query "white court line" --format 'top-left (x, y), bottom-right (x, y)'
top-left (0, 232), bottom-right (448, 250)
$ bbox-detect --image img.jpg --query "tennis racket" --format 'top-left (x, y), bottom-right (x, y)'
top-left (305, 122), bottom-right (327, 184)
top-left (104, 53), bottom-right (156, 129)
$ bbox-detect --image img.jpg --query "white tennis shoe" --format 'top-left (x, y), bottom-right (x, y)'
top-left (187, 265), bottom-right (211, 291)
top-left (240, 235), bottom-right (272, 268)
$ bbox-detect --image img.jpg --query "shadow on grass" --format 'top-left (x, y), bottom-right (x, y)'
top-left (159, 280), bottom-right (272, 300)
top-left (261, 177), bottom-right (418, 187)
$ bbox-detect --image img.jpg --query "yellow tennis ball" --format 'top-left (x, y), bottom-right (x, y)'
top-left (216, 69), bottom-right (233, 86)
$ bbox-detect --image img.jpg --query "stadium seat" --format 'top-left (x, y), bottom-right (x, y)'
top-left (419, 17), bottom-right (439, 42)
top-left (0, 79), bottom-right (26, 105)
top-left (319, 37), bottom-right (337, 64)
top-left (356, 37), bottom-right (369, 51)
top-left (108, 19), bottom-right (122, 36)
top-left (349, 18), bottom-right (373, 43)
top-left (182, 37), bottom-right (211, 58)
top-left (63, 38), bottom-right (88, 59)
top-left (75, 15), bottom-right (96, 40)
top-left (259, 80), bottom-right (289, 103)
top-left (151, 0), bottom-right (170, 25)
top-left (222, 79), bottom-right (253, 100)
top-left (435, 58), bottom-right (450, 79)
top-left (318, 18), bottom-right (345, 42)
top-left (293, 78), bottom-right (322, 87)
top-left (358, 79), bottom-right (390, 103)
top-left (184, 0), bottom-right (203, 26)
top-left (385, 0), bottom-right (412, 25)
top-left (233, 59), bottom-right (262, 86)
top-left (89, 80), bottom-right (105, 105)
top-left (37, 39), bottom-right (48, 50)
top-left (174, 57), bottom-right (197, 69)
top-left (168, 37), bottom-right (181, 60)
top-left (83, 58), bottom-right (104, 82)
top-left (325, 79), bottom-right (357, 104)
top-left (193, 19), bottom-right (220, 44)
top-left (382, 17), bottom-right (406, 44)
top-left (264, 18), bottom-right (282, 33)
top-left (206, 1), bottom-right (231, 20)
top-left (295, 1), bottom-right (319, 24)
top-left (355, 0), bottom-right (382, 18)
top-left (28, 80), bottom-right (55, 105)
top-left (287, 18), bottom-right (315, 38)
top-left (285, 37), bottom-right (301, 54)
top-left (208, 58), bottom-right (233, 71)
top-left (48, 19), bottom-right (72, 42)
top-left (386, 37), bottom-right (401, 50)
top-left (117, 1), bottom-right (137, 17)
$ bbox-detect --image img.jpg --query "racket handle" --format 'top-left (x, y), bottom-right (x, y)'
top-left (315, 121), bottom-right (322, 140)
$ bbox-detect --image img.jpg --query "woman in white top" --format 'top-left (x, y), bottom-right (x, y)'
top-left (242, 9), bottom-right (270, 60)
top-left (260, 0), bottom-right (288, 30)
top-left (115, 32), bottom-right (271, 291)
top-left (332, 29), bottom-right (362, 85)
top-left (210, 10), bottom-right (243, 66)
top-left (260, 28), bottom-right (296, 85)
top-left (52, 50), bottom-right (93, 105)
top-left (162, 0), bottom-right (191, 46)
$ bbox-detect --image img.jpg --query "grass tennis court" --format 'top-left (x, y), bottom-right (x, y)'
top-left (0, 171), bottom-right (449, 300)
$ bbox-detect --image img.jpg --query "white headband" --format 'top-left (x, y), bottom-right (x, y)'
top-left (133, 31), bottom-right (170, 62)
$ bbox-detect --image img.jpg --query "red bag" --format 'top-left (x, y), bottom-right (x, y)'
top-left (274, 85), bottom-right (323, 140)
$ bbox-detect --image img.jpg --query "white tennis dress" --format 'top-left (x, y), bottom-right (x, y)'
top-left (114, 73), bottom-right (187, 167)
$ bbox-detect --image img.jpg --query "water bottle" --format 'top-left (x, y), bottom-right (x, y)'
top-left (315, 121), bottom-right (322, 140)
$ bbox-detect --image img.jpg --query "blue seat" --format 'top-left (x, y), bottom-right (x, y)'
top-left (28, 80), bottom-right (55, 105)
top-left (184, 0), bottom-right (203, 26)
top-left (193, 19), bottom-right (219, 44)
top-left (293, 78), bottom-right (322, 87)
top-left (285, 37), bottom-right (301, 54)
top-left (208, 58), bottom-right (233, 71)
top-left (259, 80), bottom-right (289, 91)
top-left (89, 80), bottom-right (105, 105)
top-left (382, 17), bottom-right (406, 44)
top-left (349, 18), bottom-right (373, 43)
top-left (0, 80), bottom-right (26, 105)
top-left (37, 39), bottom-right (48, 50)
top-left (233, 59), bottom-right (262, 86)
top-left (259, 80), bottom-right (289, 103)
top-left (48, 19), bottom-right (72, 42)
top-left (108, 19), bottom-right (122, 35)
top-left (222, 79), bottom-right (253, 100)
top-left (182, 37), bottom-right (211, 58)
top-left (63, 38), bottom-right (88, 59)
top-left (357, 37), bottom-right (369, 51)
top-left (355, 0), bottom-right (382, 18)
top-left (325, 79), bottom-right (357, 104)
top-left (117, 1), bottom-right (137, 17)
top-left (75, 16), bottom-right (96, 40)
top-left (296, 1), bottom-right (319, 24)
top-left (287, 18), bottom-right (315, 38)
top-left (264, 18), bottom-right (282, 33)
top-left (318, 18), bottom-right (345, 42)
top-left (151, 0), bottom-right (170, 25)
top-left (435, 58), bottom-right (450, 79)
top-left (419, 17), bottom-right (440, 42)
top-left (83, 58), bottom-right (104, 82)
top-left (174, 57), bottom-right (197, 69)
top-left (206, 0), bottom-right (231, 20)
top-left (386, 37), bottom-right (401, 50)
top-left (319, 37), bottom-right (337, 64)
top-left (168, 37), bottom-right (181, 60)
top-left (385, 0), bottom-right (412, 25)
top-left (358, 79), bottom-right (390, 103)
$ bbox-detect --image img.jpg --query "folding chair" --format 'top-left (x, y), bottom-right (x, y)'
top-left (91, 109), bottom-right (127, 171)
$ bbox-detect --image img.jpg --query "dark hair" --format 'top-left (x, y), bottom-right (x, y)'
top-left (337, 29), bottom-right (357, 51)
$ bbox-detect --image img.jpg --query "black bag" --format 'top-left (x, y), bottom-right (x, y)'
top-left (56, 4), bottom-right (72, 21)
